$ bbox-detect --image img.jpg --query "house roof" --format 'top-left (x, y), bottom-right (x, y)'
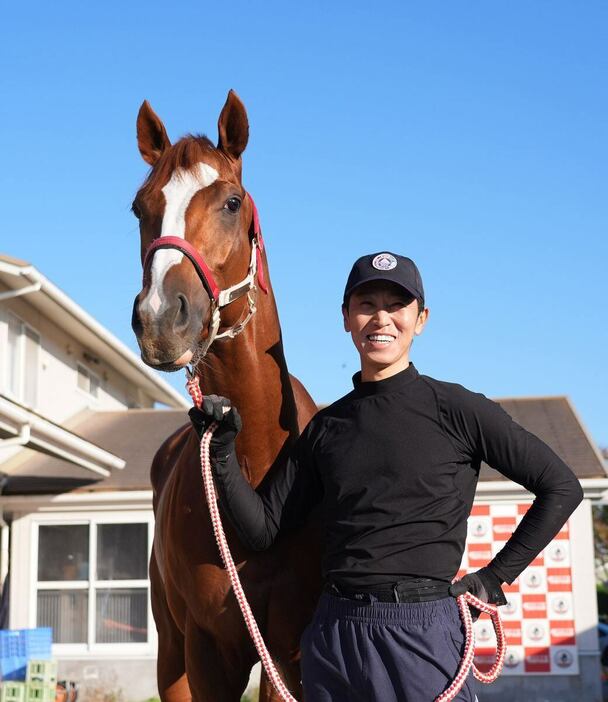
top-left (0, 396), bottom-right (605, 496)
top-left (0, 254), bottom-right (189, 409)
top-left (0, 408), bottom-right (188, 494)
top-left (479, 396), bottom-right (606, 481)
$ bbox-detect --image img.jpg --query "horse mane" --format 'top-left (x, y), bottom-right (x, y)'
top-left (140, 134), bottom-right (222, 195)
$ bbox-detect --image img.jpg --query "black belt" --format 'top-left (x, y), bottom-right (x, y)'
top-left (325, 577), bottom-right (451, 603)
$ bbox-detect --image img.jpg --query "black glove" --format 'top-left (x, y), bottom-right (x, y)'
top-left (188, 395), bottom-right (242, 455)
top-left (449, 566), bottom-right (507, 619)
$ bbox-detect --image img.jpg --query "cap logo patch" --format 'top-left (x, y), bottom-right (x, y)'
top-left (372, 253), bottom-right (397, 271)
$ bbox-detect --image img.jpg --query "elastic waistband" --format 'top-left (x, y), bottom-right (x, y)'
top-left (325, 577), bottom-right (451, 603)
top-left (316, 592), bottom-right (460, 625)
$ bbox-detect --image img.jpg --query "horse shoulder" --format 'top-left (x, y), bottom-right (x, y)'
top-left (150, 422), bottom-right (193, 501)
top-left (288, 373), bottom-right (318, 431)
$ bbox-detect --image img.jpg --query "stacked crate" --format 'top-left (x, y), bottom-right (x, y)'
top-left (0, 682), bottom-right (25, 702)
top-left (25, 661), bottom-right (57, 702)
top-left (0, 629), bottom-right (52, 682)
top-left (0, 630), bottom-right (54, 702)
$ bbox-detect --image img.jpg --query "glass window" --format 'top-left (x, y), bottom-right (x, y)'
top-left (97, 523), bottom-right (148, 580)
top-left (95, 589), bottom-right (148, 643)
top-left (8, 314), bottom-right (22, 397)
top-left (24, 326), bottom-right (40, 407)
top-left (38, 525), bottom-right (89, 581)
top-left (37, 590), bottom-right (88, 644)
top-left (35, 520), bottom-right (151, 650)
top-left (6, 314), bottom-right (39, 407)
top-left (77, 364), bottom-right (99, 398)
top-left (89, 373), bottom-right (100, 398)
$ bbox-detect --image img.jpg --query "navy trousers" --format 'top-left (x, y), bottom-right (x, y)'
top-left (300, 593), bottom-right (477, 702)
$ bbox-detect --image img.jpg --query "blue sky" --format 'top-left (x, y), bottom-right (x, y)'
top-left (1, 2), bottom-right (606, 446)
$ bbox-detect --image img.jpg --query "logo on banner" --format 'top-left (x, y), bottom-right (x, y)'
top-left (554, 649), bottom-right (574, 668)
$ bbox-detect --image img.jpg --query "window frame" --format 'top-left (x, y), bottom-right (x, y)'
top-left (31, 512), bottom-right (156, 656)
top-left (5, 312), bottom-right (40, 409)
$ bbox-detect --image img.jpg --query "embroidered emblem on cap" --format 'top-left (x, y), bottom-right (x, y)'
top-left (372, 253), bottom-right (397, 271)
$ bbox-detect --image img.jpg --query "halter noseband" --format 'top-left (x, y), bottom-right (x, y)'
top-left (142, 193), bottom-right (268, 357)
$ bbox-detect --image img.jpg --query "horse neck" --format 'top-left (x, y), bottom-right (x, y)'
top-left (196, 282), bottom-right (298, 485)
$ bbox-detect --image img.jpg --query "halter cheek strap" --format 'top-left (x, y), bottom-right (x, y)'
top-left (144, 236), bottom-right (221, 300)
top-left (142, 193), bottom-right (267, 301)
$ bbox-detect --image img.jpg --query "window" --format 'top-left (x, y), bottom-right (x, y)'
top-left (77, 364), bottom-right (100, 398)
top-left (6, 313), bottom-right (40, 407)
top-left (35, 518), bottom-right (152, 650)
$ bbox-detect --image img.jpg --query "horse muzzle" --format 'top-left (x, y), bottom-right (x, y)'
top-left (131, 287), bottom-right (206, 370)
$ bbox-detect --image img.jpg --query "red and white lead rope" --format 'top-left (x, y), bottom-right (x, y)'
top-left (186, 371), bottom-right (297, 702)
top-left (185, 371), bottom-right (506, 702)
top-left (434, 592), bottom-right (506, 701)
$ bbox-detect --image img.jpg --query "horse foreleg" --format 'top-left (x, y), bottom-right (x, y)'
top-left (184, 613), bottom-right (253, 702)
top-left (151, 553), bottom-right (192, 702)
top-left (258, 667), bottom-right (302, 702)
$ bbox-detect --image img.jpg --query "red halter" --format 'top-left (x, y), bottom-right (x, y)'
top-left (142, 193), bottom-right (268, 299)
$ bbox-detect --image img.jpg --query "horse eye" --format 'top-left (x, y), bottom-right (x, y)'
top-left (131, 202), bottom-right (142, 219)
top-left (224, 197), bottom-right (242, 213)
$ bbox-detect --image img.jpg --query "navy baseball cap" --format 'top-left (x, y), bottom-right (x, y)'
top-left (343, 252), bottom-right (425, 306)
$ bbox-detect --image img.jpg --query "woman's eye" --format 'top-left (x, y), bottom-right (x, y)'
top-left (224, 197), bottom-right (242, 213)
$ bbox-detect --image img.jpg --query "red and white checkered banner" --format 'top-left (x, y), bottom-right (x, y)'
top-left (461, 503), bottom-right (577, 675)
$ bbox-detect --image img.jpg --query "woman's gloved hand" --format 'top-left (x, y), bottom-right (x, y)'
top-left (448, 566), bottom-right (507, 620)
top-left (188, 394), bottom-right (242, 455)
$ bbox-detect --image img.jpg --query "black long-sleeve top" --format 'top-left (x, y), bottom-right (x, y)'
top-left (212, 364), bottom-right (583, 589)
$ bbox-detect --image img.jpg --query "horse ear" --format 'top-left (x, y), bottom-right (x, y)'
top-left (217, 90), bottom-right (249, 160)
top-left (137, 100), bottom-right (171, 166)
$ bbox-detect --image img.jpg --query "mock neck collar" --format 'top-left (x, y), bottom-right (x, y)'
top-left (352, 363), bottom-right (419, 397)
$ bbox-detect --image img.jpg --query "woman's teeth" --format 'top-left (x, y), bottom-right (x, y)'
top-left (368, 334), bottom-right (394, 344)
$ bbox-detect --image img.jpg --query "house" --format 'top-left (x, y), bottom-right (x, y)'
top-left (0, 254), bottom-right (188, 700)
top-left (1, 255), bottom-right (607, 701)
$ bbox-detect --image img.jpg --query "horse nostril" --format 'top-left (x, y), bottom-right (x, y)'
top-left (173, 293), bottom-right (190, 332)
top-left (131, 296), bottom-right (143, 336)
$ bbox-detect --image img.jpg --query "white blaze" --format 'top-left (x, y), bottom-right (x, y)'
top-left (142, 162), bottom-right (219, 311)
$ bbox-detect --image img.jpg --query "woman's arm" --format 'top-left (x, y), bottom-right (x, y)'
top-left (189, 396), bottom-right (323, 551)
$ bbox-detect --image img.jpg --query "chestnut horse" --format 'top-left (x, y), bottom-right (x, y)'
top-left (131, 91), bottom-right (320, 701)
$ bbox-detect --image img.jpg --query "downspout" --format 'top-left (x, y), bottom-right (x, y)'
top-left (1, 424), bottom-right (31, 449)
top-left (0, 426), bottom-right (29, 586)
top-left (0, 283), bottom-right (42, 301)
top-left (0, 476), bottom-right (9, 588)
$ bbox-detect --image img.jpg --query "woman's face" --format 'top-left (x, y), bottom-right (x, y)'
top-left (343, 281), bottom-right (428, 380)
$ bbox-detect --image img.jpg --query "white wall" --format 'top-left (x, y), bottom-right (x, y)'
top-left (0, 288), bottom-right (154, 427)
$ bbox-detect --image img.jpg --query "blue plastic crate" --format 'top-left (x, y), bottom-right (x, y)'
top-left (0, 658), bottom-right (27, 682)
top-left (0, 630), bottom-right (52, 682)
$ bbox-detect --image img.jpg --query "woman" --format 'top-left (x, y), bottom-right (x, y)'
top-left (190, 251), bottom-right (583, 701)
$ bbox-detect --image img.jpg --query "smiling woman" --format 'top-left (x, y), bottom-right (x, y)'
top-left (188, 249), bottom-right (583, 702)
top-left (341, 252), bottom-right (429, 381)
top-left (343, 281), bottom-right (428, 381)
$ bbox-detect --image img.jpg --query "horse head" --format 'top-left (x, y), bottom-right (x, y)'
top-left (131, 90), bottom-right (263, 371)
